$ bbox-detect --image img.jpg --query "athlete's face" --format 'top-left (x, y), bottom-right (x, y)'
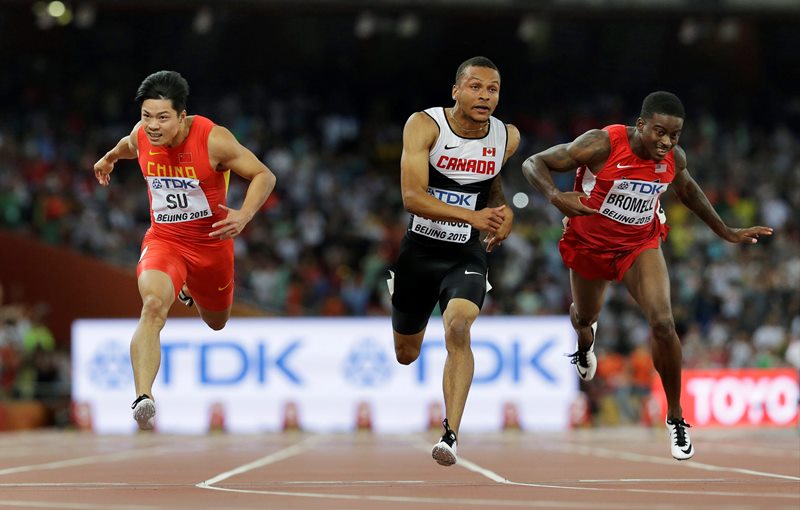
top-left (141, 99), bottom-right (186, 147)
top-left (452, 66), bottom-right (500, 123)
top-left (636, 113), bottom-right (683, 161)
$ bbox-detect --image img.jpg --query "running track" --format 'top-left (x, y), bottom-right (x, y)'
top-left (0, 428), bottom-right (797, 509)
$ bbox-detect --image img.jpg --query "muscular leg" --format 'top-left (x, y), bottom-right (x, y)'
top-left (393, 329), bottom-right (425, 366)
top-left (196, 305), bottom-right (231, 331)
top-left (439, 298), bottom-right (479, 435)
top-left (569, 269), bottom-right (610, 351)
top-left (622, 247), bottom-right (683, 420)
top-left (132, 270), bottom-right (175, 398)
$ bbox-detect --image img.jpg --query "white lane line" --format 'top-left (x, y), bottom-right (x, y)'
top-left (0, 500), bottom-right (161, 510)
top-left (195, 485), bottom-right (700, 509)
top-left (414, 440), bottom-right (799, 500)
top-left (550, 443), bottom-right (800, 481)
top-left (579, 478), bottom-right (726, 483)
top-left (196, 437), bottom-right (316, 487)
top-left (0, 446), bottom-right (176, 476)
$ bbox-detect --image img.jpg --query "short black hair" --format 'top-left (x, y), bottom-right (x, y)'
top-left (641, 91), bottom-right (685, 120)
top-left (135, 70), bottom-right (190, 114)
top-left (455, 56), bottom-right (499, 85)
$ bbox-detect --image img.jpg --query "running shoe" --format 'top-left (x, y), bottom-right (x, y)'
top-left (666, 417), bottom-right (694, 460)
top-left (568, 321), bottom-right (597, 381)
top-left (131, 394), bottom-right (156, 430)
top-left (431, 418), bottom-right (458, 466)
top-left (178, 288), bottom-right (194, 307)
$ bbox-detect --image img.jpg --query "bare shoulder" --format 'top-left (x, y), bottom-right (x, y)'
top-left (567, 128), bottom-right (611, 166)
top-left (129, 121), bottom-right (143, 149)
top-left (403, 111), bottom-right (439, 148)
top-left (672, 144), bottom-right (687, 170)
top-left (505, 123), bottom-right (521, 159)
top-left (572, 128), bottom-right (610, 150)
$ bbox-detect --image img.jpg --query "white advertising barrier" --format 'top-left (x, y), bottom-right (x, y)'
top-left (72, 316), bottom-right (577, 434)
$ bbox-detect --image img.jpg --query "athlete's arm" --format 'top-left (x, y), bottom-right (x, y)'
top-left (208, 125), bottom-right (276, 240)
top-left (93, 122), bottom-right (141, 186)
top-left (670, 145), bottom-right (772, 244)
top-left (485, 124), bottom-right (522, 252)
top-left (521, 129), bottom-right (609, 217)
top-left (401, 112), bottom-right (504, 233)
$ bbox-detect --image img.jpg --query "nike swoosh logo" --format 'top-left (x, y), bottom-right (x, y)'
top-left (149, 150), bottom-right (166, 156)
top-left (218, 280), bottom-right (233, 291)
top-left (616, 163), bottom-right (638, 169)
top-left (680, 444), bottom-right (693, 455)
top-left (576, 365), bottom-right (588, 378)
top-left (464, 270), bottom-right (483, 276)
top-left (444, 145), bottom-right (460, 150)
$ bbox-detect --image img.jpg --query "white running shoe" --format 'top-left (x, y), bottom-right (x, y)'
top-left (666, 417), bottom-right (694, 460)
top-left (569, 321), bottom-right (597, 381)
top-left (131, 394), bottom-right (156, 430)
top-left (431, 419), bottom-right (458, 466)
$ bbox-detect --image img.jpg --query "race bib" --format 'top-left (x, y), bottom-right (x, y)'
top-left (599, 179), bottom-right (668, 226)
top-left (411, 187), bottom-right (477, 243)
top-left (147, 176), bottom-right (212, 223)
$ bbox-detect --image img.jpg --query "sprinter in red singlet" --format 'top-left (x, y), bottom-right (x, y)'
top-left (522, 91), bottom-right (772, 460)
top-left (93, 71), bottom-right (276, 430)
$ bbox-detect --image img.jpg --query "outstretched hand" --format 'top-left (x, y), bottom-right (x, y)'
top-left (551, 191), bottom-right (599, 218)
top-left (209, 204), bottom-right (251, 239)
top-left (725, 226), bottom-right (774, 244)
top-left (93, 157), bottom-right (114, 186)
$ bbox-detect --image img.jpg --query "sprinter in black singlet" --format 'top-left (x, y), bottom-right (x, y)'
top-left (389, 56), bottom-right (520, 466)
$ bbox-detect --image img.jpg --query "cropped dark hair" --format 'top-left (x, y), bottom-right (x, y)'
top-left (641, 91), bottom-right (685, 120)
top-left (135, 70), bottom-right (190, 114)
top-left (455, 56), bottom-right (500, 85)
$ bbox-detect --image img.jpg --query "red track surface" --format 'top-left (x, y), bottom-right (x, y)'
top-left (0, 427), bottom-right (797, 509)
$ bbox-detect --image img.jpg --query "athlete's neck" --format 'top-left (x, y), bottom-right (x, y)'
top-left (448, 107), bottom-right (488, 137)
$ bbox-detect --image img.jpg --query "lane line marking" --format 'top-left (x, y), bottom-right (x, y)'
top-left (0, 446), bottom-right (176, 476)
top-left (0, 500), bottom-right (161, 510)
top-left (197, 437), bottom-right (316, 487)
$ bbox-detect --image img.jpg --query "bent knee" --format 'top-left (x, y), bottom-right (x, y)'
top-left (651, 317), bottom-right (676, 340)
top-left (140, 295), bottom-right (169, 324)
top-left (204, 318), bottom-right (228, 331)
top-left (395, 345), bottom-right (420, 365)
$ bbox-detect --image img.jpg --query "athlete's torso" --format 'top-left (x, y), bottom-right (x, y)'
top-left (137, 115), bottom-right (230, 244)
top-left (407, 107), bottom-right (508, 247)
top-left (567, 124), bottom-right (676, 251)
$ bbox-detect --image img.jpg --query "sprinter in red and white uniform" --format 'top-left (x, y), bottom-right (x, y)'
top-left (390, 56), bottom-right (520, 466)
top-left (522, 91), bottom-right (772, 460)
top-left (93, 71), bottom-right (276, 430)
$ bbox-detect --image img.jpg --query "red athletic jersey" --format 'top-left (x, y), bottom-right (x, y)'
top-left (564, 124), bottom-right (675, 251)
top-left (136, 115), bottom-right (230, 244)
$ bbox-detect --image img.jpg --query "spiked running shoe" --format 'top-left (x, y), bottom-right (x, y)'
top-left (431, 418), bottom-right (458, 466)
top-left (666, 417), bottom-right (694, 460)
top-left (568, 321), bottom-right (597, 381)
top-left (131, 394), bottom-right (156, 430)
top-left (178, 289), bottom-right (194, 307)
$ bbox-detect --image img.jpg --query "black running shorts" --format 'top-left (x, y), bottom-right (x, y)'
top-left (390, 234), bottom-right (488, 335)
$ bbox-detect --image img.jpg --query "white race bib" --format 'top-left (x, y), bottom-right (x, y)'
top-left (147, 176), bottom-right (212, 223)
top-left (599, 179), bottom-right (668, 226)
top-left (411, 187), bottom-right (477, 243)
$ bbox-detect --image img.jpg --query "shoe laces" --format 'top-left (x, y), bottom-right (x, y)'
top-left (441, 418), bottom-right (457, 447)
top-left (667, 418), bottom-right (691, 447)
top-left (567, 350), bottom-right (589, 369)
top-left (131, 394), bottom-right (152, 410)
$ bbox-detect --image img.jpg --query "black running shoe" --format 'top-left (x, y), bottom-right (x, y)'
top-left (431, 418), bottom-right (458, 466)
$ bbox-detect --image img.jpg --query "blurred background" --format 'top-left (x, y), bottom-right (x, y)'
top-left (0, 0), bottom-right (797, 431)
